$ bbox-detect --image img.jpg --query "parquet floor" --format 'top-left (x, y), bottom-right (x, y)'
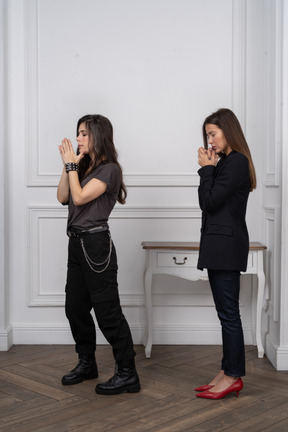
top-left (0, 345), bottom-right (288, 431)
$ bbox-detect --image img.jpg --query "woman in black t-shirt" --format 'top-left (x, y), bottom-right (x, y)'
top-left (57, 114), bottom-right (140, 395)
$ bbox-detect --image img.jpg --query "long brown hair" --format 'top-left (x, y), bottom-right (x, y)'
top-left (76, 114), bottom-right (127, 204)
top-left (202, 108), bottom-right (256, 191)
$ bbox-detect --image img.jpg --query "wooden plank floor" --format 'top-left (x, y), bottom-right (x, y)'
top-left (1, 345), bottom-right (288, 432)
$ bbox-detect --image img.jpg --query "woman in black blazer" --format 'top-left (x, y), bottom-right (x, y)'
top-left (195, 108), bottom-right (256, 400)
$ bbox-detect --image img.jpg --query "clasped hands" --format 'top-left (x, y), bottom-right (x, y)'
top-left (58, 138), bottom-right (84, 166)
top-left (198, 147), bottom-right (218, 167)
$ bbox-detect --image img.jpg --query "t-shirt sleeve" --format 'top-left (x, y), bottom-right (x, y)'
top-left (93, 164), bottom-right (120, 198)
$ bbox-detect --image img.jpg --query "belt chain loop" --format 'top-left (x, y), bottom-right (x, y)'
top-left (80, 232), bottom-right (113, 273)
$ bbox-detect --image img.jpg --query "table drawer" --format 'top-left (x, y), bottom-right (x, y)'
top-left (157, 252), bottom-right (198, 268)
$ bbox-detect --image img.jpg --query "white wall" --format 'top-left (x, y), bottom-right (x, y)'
top-left (279, 0), bottom-right (288, 371)
top-left (0, 0), bottom-right (11, 350)
top-left (1, 0), bottom-right (287, 370)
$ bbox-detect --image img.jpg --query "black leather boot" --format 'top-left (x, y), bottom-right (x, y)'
top-left (95, 359), bottom-right (140, 395)
top-left (62, 354), bottom-right (98, 385)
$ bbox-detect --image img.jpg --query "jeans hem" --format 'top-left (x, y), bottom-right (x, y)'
top-left (223, 371), bottom-right (246, 378)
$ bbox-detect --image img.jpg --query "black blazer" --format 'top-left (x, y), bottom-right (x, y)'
top-left (197, 150), bottom-right (250, 272)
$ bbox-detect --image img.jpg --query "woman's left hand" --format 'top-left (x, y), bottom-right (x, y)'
top-left (198, 147), bottom-right (218, 167)
top-left (58, 138), bottom-right (84, 166)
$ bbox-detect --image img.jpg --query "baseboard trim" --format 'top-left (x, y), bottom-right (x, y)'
top-left (0, 325), bottom-right (13, 351)
top-left (11, 324), bottom-right (145, 346)
top-left (265, 333), bottom-right (288, 370)
top-left (8, 323), bottom-right (254, 348)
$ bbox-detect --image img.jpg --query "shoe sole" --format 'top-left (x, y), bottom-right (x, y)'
top-left (95, 383), bottom-right (141, 395)
top-left (62, 372), bottom-right (99, 386)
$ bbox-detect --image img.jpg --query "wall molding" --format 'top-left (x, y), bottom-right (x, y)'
top-left (0, 0), bottom-right (8, 348)
top-left (263, 0), bottom-right (283, 187)
top-left (25, 0), bottom-right (39, 187)
top-left (263, 206), bottom-right (281, 321)
top-left (0, 325), bottom-right (13, 351)
top-left (265, 332), bottom-right (288, 371)
top-left (280, 0), bottom-right (288, 353)
top-left (232, 0), bottom-right (246, 129)
top-left (25, 0), bottom-right (246, 188)
top-left (28, 172), bottom-right (200, 188)
top-left (28, 293), bottom-right (218, 309)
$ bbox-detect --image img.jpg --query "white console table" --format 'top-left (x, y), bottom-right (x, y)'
top-left (142, 241), bottom-right (267, 359)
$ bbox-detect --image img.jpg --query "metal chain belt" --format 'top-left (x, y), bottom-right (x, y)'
top-left (80, 233), bottom-right (112, 273)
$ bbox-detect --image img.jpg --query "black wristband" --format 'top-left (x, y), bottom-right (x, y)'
top-left (65, 162), bottom-right (79, 173)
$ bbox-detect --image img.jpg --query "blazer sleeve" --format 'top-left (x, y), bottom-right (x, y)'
top-left (198, 165), bottom-right (215, 211)
top-left (198, 153), bottom-right (249, 212)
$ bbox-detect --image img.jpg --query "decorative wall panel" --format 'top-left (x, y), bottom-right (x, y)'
top-left (28, 205), bottom-right (202, 306)
top-left (263, 207), bottom-right (281, 321)
top-left (25, 0), bottom-right (246, 187)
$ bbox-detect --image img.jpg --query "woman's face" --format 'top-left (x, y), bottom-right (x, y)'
top-left (205, 124), bottom-right (232, 155)
top-left (76, 122), bottom-right (94, 157)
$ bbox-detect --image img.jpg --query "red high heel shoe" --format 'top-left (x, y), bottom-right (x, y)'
top-left (196, 378), bottom-right (243, 399)
top-left (194, 384), bottom-right (214, 392)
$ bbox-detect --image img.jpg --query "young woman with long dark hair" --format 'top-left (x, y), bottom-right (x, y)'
top-left (57, 114), bottom-right (140, 395)
top-left (195, 108), bottom-right (256, 399)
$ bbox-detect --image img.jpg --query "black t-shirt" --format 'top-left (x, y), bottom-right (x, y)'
top-left (67, 163), bottom-right (121, 230)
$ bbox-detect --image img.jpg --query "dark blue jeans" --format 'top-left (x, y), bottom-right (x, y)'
top-left (208, 269), bottom-right (245, 377)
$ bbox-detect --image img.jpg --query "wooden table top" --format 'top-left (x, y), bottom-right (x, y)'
top-left (142, 241), bottom-right (267, 251)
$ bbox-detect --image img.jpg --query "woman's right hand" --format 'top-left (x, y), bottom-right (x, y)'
top-left (58, 138), bottom-right (84, 167)
top-left (198, 147), bottom-right (218, 167)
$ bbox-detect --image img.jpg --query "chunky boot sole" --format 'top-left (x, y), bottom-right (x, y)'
top-left (95, 382), bottom-right (141, 395)
top-left (62, 370), bottom-right (99, 386)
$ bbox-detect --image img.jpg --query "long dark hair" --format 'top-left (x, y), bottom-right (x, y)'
top-left (202, 108), bottom-right (256, 191)
top-left (76, 114), bottom-right (127, 204)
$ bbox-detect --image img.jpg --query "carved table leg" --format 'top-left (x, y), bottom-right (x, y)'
top-left (143, 252), bottom-right (153, 358)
